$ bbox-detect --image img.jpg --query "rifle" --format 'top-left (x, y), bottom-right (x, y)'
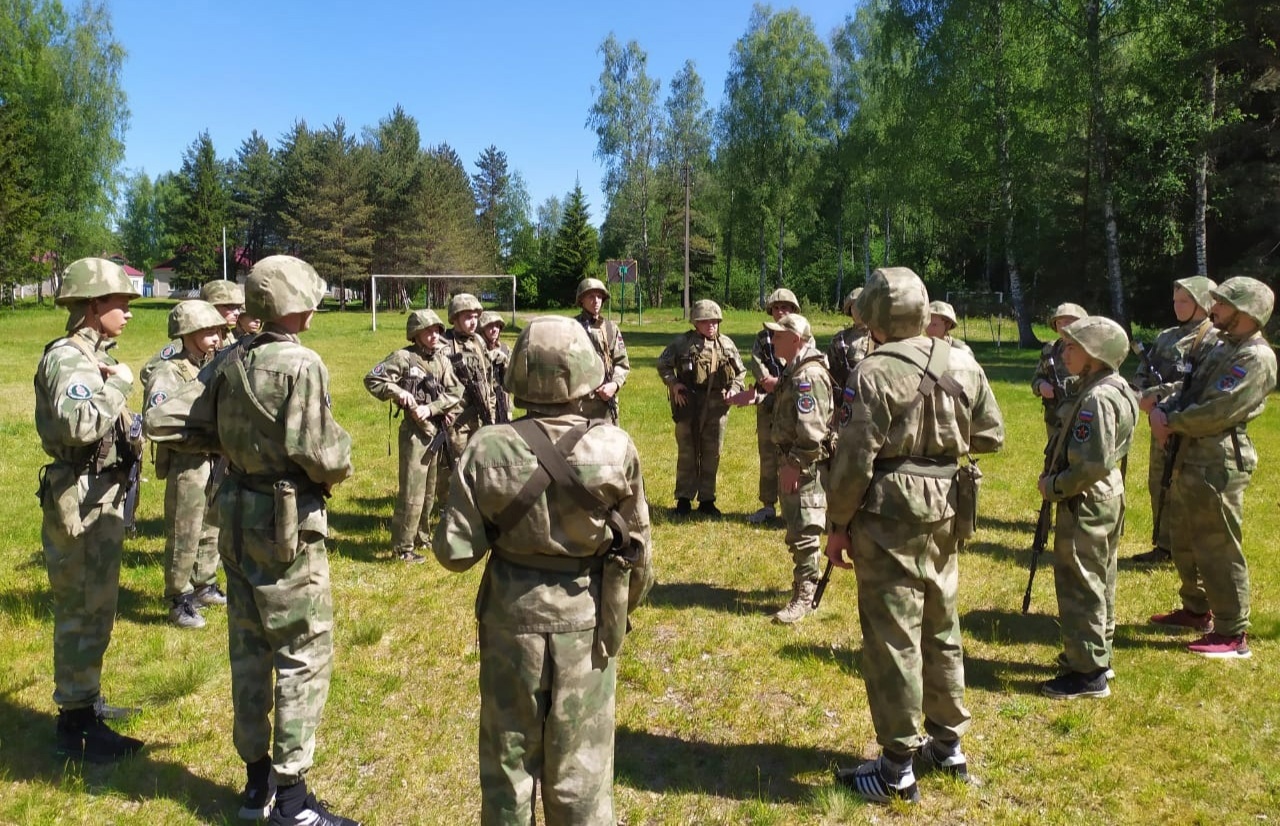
top-left (492, 357), bottom-right (511, 424)
top-left (398, 367), bottom-right (456, 468)
top-left (811, 560), bottom-right (833, 610)
top-left (580, 315), bottom-right (620, 420)
top-left (117, 412), bottom-right (144, 537)
top-left (1024, 355), bottom-right (1066, 614)
top-left (451, 353), bottom-right (494, 426)
top-left (1129, 340), bottom-right (1163, 390)
top-left (1152, 350), bottom-right (1201, 544)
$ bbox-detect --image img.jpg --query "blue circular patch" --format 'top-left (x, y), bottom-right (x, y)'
top-left (839, 402), bottom-right (853, 428)
top-left (1073, 423), bottom-right (1092, 442)
top-left (161, 343), bottom-right (177, 359)
top-left (797, 394), bottom-right (816, 414)
top-left (150, 391), bottom-right (168, 407)
top-left (1217, 375), bottom-right (1238, 392)
top-left (372, 363), bottom-right (385, 375)
top-left (66, 383), bottom-right (92, 400)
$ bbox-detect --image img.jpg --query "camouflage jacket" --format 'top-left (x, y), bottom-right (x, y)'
top-left (364, 344), bottom-right (463, 435)
top-left (1136, 318), bottom-right (1215, 403)
top-left (943, 334), bottom-right (971, 354)
top-left (575, 311), bottom-right (630, 389)
top-left (142, 343), bottom-right (214, 475)
top-left (1032, 338), bottom-right (1078, 427)
top-left (771, 346), bottom-right (834, 470)
top-left (34, 328), bottom-right (134, 482)
top-left (656, 330), bottom-right (746, 410)
top-left (750, 328), bottom-right (787, 411)
top-left (1161, 329), bottom-right (1278, 471)
top-left (826, 324), bottom-right (874, 392)
top-left (1043, 370), bottom-right (1137, 503)
top-left (827, 336), bottom-right (1004, 531)
top-left (442, 329), bottom-right (497, 430)
top-left (433, 414), bottom-right (654, 633)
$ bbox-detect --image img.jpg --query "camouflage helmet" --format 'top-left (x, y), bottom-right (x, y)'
top-left (56, 258), bottom-right (141, 306)
top-left (691, 299), bottom-right (723, 322)
top-left (479, 310), bottom-right (506, 330)
top-left (506, 315), bottom-right (604, 405)
top-left (576, 277), bottom-right (609, 303)
top-left (448, 292), bottom-right (483, 321)
top-left (245, 255), bottom-right (326, 321)
top-left (168, 300), bottom-right (226, 339)
top-left (840, 288), bottom-right (863, 318)
top-left (1211, 276), bottom-right (1274, 328)
top-left (929, 300), bottom-right (958, 330)
top-left (405, 308), bottom-right (445, 341)
top-left (1051, 302), bottom-right (1088, 327)
top-left (856, 267), bottom-right (929, 341)
top-left (1174, 275), bottom-right (1217, 313)
top-left (1061, 315), bottom-right (1129, 371)
top-left (200, 279), bottom-right (245, 306)
top-left (765, 288), bottom-right (799, 313)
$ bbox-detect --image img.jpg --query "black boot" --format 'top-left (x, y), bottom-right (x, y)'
top-left (56, 706), bottom-right (143, 763)
top-left (697, 499), bottom-right (722, 516)
top-left (239, 755), bottom-right (276, 820)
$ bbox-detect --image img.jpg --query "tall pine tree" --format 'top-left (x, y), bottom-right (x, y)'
top-left (549, 183), bottom-right (599, 305)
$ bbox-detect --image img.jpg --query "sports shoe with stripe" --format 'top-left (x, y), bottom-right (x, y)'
top-left (1041, 670), bottom-right (1110, 700)
top-left (1187, 632), bottom-right (1251, 659)
top-left (915, 737), bottom-right (974, 783)
top-left (834, 755), bottom-right (920, 803)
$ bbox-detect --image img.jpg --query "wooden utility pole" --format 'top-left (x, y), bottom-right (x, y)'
top-left (683, 163), bottom-right (691, 320)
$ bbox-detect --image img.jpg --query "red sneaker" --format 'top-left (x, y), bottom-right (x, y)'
top-left (1150, 608), bottom-right (1214, 633)
top-left (1188, 633), bottom-right (1251, 660)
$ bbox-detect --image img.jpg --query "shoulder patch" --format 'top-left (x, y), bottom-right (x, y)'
top-left (839, 401), bottom-right (853, 428)
top-left (1072, 422), bottom-right (1092, 442)
top-left (843, 386), bottom-right (856, 402)
top-left (372, 363), bottom-right (385, 375)
top-left (150, 390), bottom-right (168, 407)
top-left (161, 343), bottom-right (178, 359)
top-left (1217, 375), bottom-right (1238, 392)
top-left (1231, 364), bottom-right (1247, 379)
top-left (66, 383), bottom-right (92, 400)
top-left (797, 379), bottom-right (813, 393)
top-left (1077, 409), bottom-right (1095, 423)
top-left (797, 394), bottom-right (816, 414)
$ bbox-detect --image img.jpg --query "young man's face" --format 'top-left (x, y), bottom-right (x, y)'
top-left (1062, 340), bottom-right (1090, 376)
top-left (454, 310), bottom-right (480, 335)
top-left (926, 315), bottom-right (950, 339)
top-left (92, 294), bottom-right (133, 338)
top-left (187, 327), bottom-right (223, 357)
top-left (1053, 315), bottom-right (1079, 336)
top-left (415, 325), bottom-right (443, 350)
top-left (772, 330), bottom-right (803, 363)
top-left (237, 313), bottom-right (261, 334)
top-left (481, 323), bottom-right (502, 346)
top-left (580, 292), bottom-right (605, 318)
top-left (769, 303), bottom-right (794, 322)
top-left (694, 319), bottom-right (719, 339)
top-left (216, 303), bottom-right (243, 326)
top-left (1172, 287), bottom-right (1199, 323)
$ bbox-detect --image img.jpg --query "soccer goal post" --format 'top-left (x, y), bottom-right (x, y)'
top-left (370, 274), bottom-right (517, 332)
top-left (945, 290), bottom-right (1010, 350)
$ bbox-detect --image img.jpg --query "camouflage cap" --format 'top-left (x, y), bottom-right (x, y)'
top-left (765, 288), bottom-right (799, 313)
top-left (56, 258), bottom-right (141, 306)
top-left (1174, 276), bottom-right (1217, 313)
top-left (576, 277), bottom-right (609, 303)
top-left (1051, 302), bottom-right (1088, 325)
top-left (856, 267), bottom-right (929, 341)
top-left (448, 292), bottom-right (483, 320)
top-left (764, 312), bottom-right (811, 340)
top-left (691, 299), bottom-right (723, 322)
top-left (1061, 315), bottom-right (1129, 371)
top-left (929, 300), bottom-right (959, 330)
top-left (406, 308), bottom-right (445, 341)
top-left (506, 315), bottom-right (604, 405)
top-left (840, 288), bottom-right (863, 318)
top-left (168, 300), bottom-right (226, 339)
top-left (1211, 276), bottom-right (1274, 328)
top-left (479, 310), bottom-right (506, 330)
top-left (245, 255), bottom-right (326, 321)
top-left (200, 279), bottom-right (245, 306)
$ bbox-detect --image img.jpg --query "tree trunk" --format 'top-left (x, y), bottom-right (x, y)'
top-left (758, 213), bottom-right (767, 308)
top-left (1193, 63), bottom-right (1216, 276)
top-left (836, 221), bottom-right (844, 307)
top-left (723, 194), bottom-right (734, 306)
top-left (1087, 0), bottom-right (1126, 327)
top-left (776, 214), bottom-right (785, 288)
top-left (883, 205), bottom-right (891, 266)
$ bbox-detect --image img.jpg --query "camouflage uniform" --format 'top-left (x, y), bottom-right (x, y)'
top-left (1042, 319), bottom-right (1137, 679)
top-left (364, 316), bottom-right (463, 558)
top-left (1032, 339), bottom-right (1076, 440)
top-left (441, 329), bottom-right (496, 460)
top-left (751, 328), bottom-right (787, 511)
top-left (1160, 279), bottom-right (1277, 642)
top-left (656, 314), bottom-right (746, 505)
top-left (828, 268), bottom-right (1004, 765)
top-left (827, 325), bottom-right (874, 393)
top-left (142, 339), bottom-right (220, 606)
top-left (201, 279), bottom-right (245, 349)
top-left (434, 316), bottom-right (653, 826)
top-left (575, 310), bottom-right (630, 424)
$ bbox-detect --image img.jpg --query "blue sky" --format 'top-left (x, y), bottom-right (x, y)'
top-left (111, 0), bottom-right (854, 225)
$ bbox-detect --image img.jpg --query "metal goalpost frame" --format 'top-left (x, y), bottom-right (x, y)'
top-left (946, 290), bottom-right (1009, 350)
top-left (370, 274), bottom-right (517, 331)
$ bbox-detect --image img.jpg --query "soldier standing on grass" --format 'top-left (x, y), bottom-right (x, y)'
top-left (364, 309), bottom-right (463, 563)
top-left (142, 300), bottom-right (229, 628)
top-left (479, 311), bottom-right (513, 424)
top-left (1037, 317), bottom-right (1137, 700)
top-left (1129, 276), bottom-right (1217, 565)
top-left (656, 299), bottom-right (746, 516)
top-left (200, 279), bottom-right (248, 348)
top-left (438, 293), bottom-right (497, 503)
top-left (35, 257), bottom-right (144, 763)
top-left (926, 300), bottom-right (972, 354)
top-left (824, 267), bottom-right (1003, 803)
top-left (574, 277), bottom-right (630, 424)
top-left (745, 288), bottom-right (800, 525)
top-left (433, 315), bottom-right (653, 825)
top-left (1032, 303), bottom-right (1087, 441)
top-left (1148, 277), bottom-right (1277, 660)
top-left (762, 314), bottom-right (833, 624)
top-left (826, 287), bottom-right (873, 394)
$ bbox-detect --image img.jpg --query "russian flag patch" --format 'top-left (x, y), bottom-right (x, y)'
top-left (843, 386), bottom-right (856, 401)
top-left (797, 380), bottom-right (813, 392)
top-left (1078, 409), bottom-right (1095, 423)
top-left (1232, 365), bottom-right (1247, 378)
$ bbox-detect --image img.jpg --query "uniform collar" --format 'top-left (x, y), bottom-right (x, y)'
top-left (73, 327), bottom-right (114, 352)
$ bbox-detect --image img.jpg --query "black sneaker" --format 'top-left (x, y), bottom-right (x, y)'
top-left (93, 695), bottom-right (141, 720)
top-left (1129, 546), bottom-right (1172, 564)
top-left (697, 499), bottom-right (722, 516)
top-left (1041, 670), bottom-right (1110, 700)
top-left (239, 756), bottom-right (276, 820)
top-left (397, 550), bottom-right (425, 564)
top-left (193, 583), bottom-right (228, 607)
top-left (674, 498), bottom-right (692, 515)
top-left (268, 793), bottom-right (360, 826)
top-left (915, 737), bottom-right (974, 783)
top-left (834, 756), bottom-right (920, 803)
top-left (56, 707), bottom-right (144, 763)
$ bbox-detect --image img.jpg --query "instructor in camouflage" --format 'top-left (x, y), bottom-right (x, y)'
top-left (825, 267), bottom-right (1003, 803)
top-left (574, 277), bottom-right (630, 424)
top-left (1149, 277), bottom-right (1277, 660)
top-left (1032, 303), bottom-right (1086, 440)
top-left (746, 288), bottom-right (799, 524)
top-left (434, 315), bottom-right (653, 825)
top-left (34, 257), bottom-right (145, 763)
top-left (826, 287), bottom-right (873, 393)
top-left (364, 309), bottom-right (463, 563)
top-left (437, 293), bottom-right (498, 503)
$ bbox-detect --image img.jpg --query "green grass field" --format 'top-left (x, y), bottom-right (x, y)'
top-left (1, 299), bottom-right (1278, 825)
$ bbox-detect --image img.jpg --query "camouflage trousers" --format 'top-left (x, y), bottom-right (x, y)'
top-left (478, 624), bottom-right (616, 826)
top-left (1052, 494), bottom-right (1122, 674)
top-left (1147, 436), bottom-right (1172, 550)
top-left (1169, 461), bottom-right (1252, 636)
top-left (40, 464), bottom-right (126, 709)
top-left (779, 462), bottom-right (824, 582)
top-left (219, 485), bottom-right (334, 784)
top-left (755, 403), bottom-right (778, 507)
top-left (580, 395), bottom-right (619, 425)
top-left (673, 407), bottom-right (728, 502)
top-left (851, 512), bottom-right (969, 756)
top-left (162, 452), bottom-right (220, 599)
top-left (393, 422), bottom-right (444, 555)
